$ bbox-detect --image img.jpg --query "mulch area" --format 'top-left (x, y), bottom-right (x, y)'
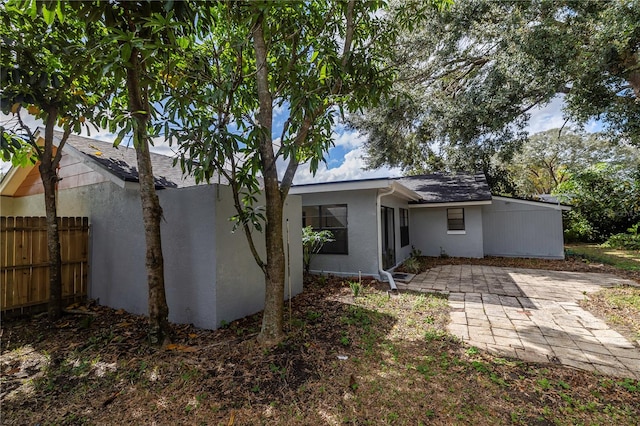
top-left (1, 260), bottom-right (639, 425)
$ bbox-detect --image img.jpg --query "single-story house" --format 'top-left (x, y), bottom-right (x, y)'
top-left (289, 173), bottom-right (570, 281)
top-left (1, 131), bottom-right (303, 329)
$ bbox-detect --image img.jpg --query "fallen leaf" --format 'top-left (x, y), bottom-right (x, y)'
top-left (115, 309), bottom-right (125, 315)
top-left (166, 344), bottom-right (198, 353)
top-left (117, 322), bottom-right (133, 327)
top-left (188, 333), bottom-right (198, 339)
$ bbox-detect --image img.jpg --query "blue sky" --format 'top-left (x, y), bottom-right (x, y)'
top-left (0, 96), bottom-right (601, 180)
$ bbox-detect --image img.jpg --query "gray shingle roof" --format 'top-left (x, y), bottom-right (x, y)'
top-left (58, 132), bottom-right (200, 189)
top-left (395, 173), bottom-right (492, 204)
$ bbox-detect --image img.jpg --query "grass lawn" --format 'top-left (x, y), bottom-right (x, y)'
top-left (566, 243), bottom-right (640, 271)
top-left (2, 271), bottom-right (639, 425)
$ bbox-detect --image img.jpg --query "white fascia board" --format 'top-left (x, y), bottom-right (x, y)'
top-left (389, 181), bottom-right (422, 201)
top-left (408, 200), bottom-right (492, 208)
top-left (493, 196), bottom-right (571, 211)
top-left (289, 178), bottom-right (391, 195)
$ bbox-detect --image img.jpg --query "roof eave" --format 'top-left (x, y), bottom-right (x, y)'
top-left (290, 178), bottom-right (392, 194)
top-left (493, 195), bottom-right (572, 211)
top-left (408, 199), bottom-right (492, 208)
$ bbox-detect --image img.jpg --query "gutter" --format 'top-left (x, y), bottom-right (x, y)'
top-left (376, 185), bottom-right (397, 291)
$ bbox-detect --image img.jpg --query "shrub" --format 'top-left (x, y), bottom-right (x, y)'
top-left (602, 223), bottom-right (640, 250)
top-left (402, 256), bottom-right (422, 274)
top-left (302, 226), bottom-right (334, 274)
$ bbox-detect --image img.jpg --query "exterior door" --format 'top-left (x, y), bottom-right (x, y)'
top-left (381, 206), bottom-right (395, 270)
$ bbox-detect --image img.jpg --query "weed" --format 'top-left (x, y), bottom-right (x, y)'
top-left (617, 378), bottom-right (639, 393)
top-left (465, 346), bottom-right (479, 356)
top-left (424, 329), bottom-right (446, 342)
top-left (349, 281), bottom-right (362, 297)
top-left (340, 332), bottom-right (350, 346)
top-left (383, 343), bottom-right (399, 361)
top-left (306, 310), bottom-right (322, 321)
top-left (537, 378), bottom-right (551, 390)
top-left (387, 412), bottom-right (399, 422)
top-left (180, 368), bottom-right (199, 382)
top-left (471, 361), bottom-right (490, 374)
top-left (490, 372), bottom-right (509, 387)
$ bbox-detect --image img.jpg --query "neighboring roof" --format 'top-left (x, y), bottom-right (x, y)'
top-left (58, 132), bottom-right (199, 189)
top-left (396, 173), bottom-right (492, 204)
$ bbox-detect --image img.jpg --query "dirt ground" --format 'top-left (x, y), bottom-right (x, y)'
top-left (1, 257), bottom-right (639, 425)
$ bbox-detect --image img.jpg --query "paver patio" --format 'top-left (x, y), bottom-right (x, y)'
top-left (397, 265), bottom-right (640, 379)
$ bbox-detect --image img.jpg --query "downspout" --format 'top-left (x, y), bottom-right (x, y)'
top-left (377, 185), bottom-right (397, 291)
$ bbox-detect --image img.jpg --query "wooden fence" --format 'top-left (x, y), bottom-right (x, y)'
top-left (1, 217), bottom-right (89, 312)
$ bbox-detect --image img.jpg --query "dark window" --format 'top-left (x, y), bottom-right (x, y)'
top-left (447, 208), bottom-right (465, 231)
top-left (302, 204), bottom-right (348, 254)
top-left (400, 208), bottom-right (409, 247)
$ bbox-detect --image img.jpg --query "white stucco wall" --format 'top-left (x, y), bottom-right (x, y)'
top-left (214, 184), bottom-right (303, 326)
top-left (482, 198), bottom-right (565, 259)
top-left (300, 189), bottom-right (380, 278)
top-left (410, 205), bottom-right (484, 258)
top-left (3, 180), bottom-right (303, 329)
top-left (88, 181), bottom-right (303, 330)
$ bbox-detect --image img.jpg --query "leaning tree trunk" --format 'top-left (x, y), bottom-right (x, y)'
top-left (126, 47), bottom-right (171, 345)
top-left (40, 114), bottom-right (63, 320)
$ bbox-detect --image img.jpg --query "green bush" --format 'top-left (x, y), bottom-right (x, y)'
top-left (602, 223), bottom-right (640, 250)
top-left (402, 256), bottom-right (422, 274)
top-left (302, 226), bottom-right (334, 274)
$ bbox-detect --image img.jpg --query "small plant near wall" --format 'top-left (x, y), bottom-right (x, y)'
top-left (349, 281), bottom-right (362, 297)
top-left (302, 226), bottom-right (334, 274)
top-left (402, 257), bottom-right (422, 274)
top-left (399, 245), bottom-right (424, 274)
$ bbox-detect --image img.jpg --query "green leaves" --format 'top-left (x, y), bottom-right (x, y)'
top-left (354, 0), bottom-right (640, 181)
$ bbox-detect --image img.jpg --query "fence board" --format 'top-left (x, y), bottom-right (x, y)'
top-left (1, 216), bottom-right (89, 312)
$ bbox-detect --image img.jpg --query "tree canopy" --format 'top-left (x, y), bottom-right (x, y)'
top-left (352, 0), bottom-right (640, 175)
top-left (0, 1), bottom-right (108, 319)
top-left (508, 129), bottom-right (640, 196)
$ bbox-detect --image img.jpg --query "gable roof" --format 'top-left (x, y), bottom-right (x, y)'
top-left (59, 132), bottom-right (200, 189)
top-left (395, 173), bottom-right (492, 204)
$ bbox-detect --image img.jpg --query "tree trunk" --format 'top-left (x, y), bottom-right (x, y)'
top-left (126, 47), bottom-right (171, 345)
top-left (40, 119), bottom-right (62, 320)
top-left (135, 139), bottom-right (171, 345)
top-left (253, 15), bottom-right (286, 346)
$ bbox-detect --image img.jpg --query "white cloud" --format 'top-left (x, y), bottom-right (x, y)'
top-left (525, 96), bottom-right (568, 134)
top-left (331, 128), bottom-right (366, 149)
top-left (293, 145), bottom-right (401, 184)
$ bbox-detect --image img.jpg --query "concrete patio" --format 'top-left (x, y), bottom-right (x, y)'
top-left (396, 265), bottom-right (640, 379)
